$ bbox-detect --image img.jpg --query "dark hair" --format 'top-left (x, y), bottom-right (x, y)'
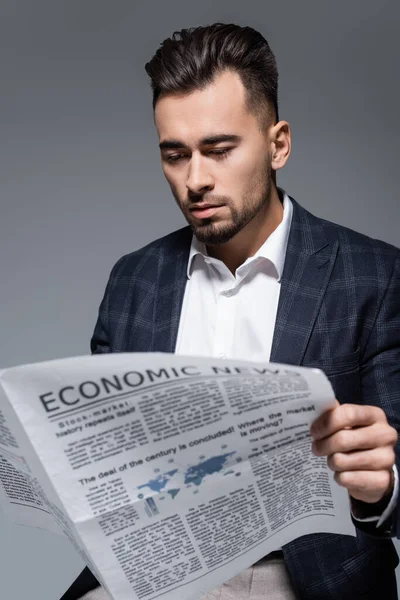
top-left (144, 23), bottom-right (279, 127)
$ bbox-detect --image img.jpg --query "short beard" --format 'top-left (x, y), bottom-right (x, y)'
top-left (187, 169), bottom-right (271, 246)
top-left (191, 201), bottom-right (264, 245)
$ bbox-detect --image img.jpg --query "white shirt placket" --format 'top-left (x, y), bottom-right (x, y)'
top-left (212, 268), bottom-right (239, 359)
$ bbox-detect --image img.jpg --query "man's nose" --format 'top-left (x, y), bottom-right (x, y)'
top-left (185, 155), bottom-right (214, 195)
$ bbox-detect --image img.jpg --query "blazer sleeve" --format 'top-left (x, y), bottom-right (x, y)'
top-left (90, 255), bottom-right (128, 354)
top-left (352, 251), bottom-right (400, 538)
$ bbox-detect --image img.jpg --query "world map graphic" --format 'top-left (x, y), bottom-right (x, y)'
top-left (137, 451), bottom-right (238, 500)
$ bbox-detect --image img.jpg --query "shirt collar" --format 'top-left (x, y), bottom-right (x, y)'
top-left (186, 188), bottom-right (293, 282)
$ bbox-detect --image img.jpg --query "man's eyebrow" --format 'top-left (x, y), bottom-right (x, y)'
top-left (200, 134), bottom-right (242, 145)
top-left (159, 134), bottom-right (242, 150)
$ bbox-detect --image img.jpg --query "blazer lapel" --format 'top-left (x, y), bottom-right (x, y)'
top-left (147, 199), bottom-right (339, 360)
top-left (270, 198), bottom-right (339, 366)
top-left (149, 227), bottom-right (191, 353)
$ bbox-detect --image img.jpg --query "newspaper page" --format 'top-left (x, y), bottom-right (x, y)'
top-left (0, 352), bottom-right (356, 600)
top-left (0, 372), bottom-right (104, 582)
top-left (0, 376), bottom-right (62, 534)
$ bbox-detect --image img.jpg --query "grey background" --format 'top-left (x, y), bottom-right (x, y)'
top-left (1, 1), bottom-right (399, 598)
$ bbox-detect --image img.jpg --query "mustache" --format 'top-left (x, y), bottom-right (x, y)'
top-left (183, 195), bottom-right (232, 209)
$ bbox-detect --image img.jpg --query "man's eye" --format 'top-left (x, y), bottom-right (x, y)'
top-left (167, 154), bottom-right (186, 163)
top-left (209, 148), bottom-right (231, 158)
top-left (166, 148), bottom-right (231, 163)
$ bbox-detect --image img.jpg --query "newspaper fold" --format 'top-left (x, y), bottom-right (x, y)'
top-left (0, 352), bottom-right (355, 600)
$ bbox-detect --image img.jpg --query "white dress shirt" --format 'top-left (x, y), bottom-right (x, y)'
top-left (175, 192), bottom-right (292, 362)
top-left (175, 189), bottom-right (397, 530)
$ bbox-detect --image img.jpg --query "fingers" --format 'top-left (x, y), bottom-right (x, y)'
top-left (334, 469), bottom-right (393, 503)
top-left (312, 422), bottom-right (398, 456)
top-left (310, 404), bottom-right (388, 441)
top-left (327, 447), bottom-right (396, 472)
top-left (310, 402), bottom-right (398, 504)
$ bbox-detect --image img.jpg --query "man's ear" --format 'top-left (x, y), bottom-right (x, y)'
top-left (270, 121), bottom-right (291, 171)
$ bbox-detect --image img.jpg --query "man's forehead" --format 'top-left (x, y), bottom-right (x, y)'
top-left (154, 70), bottom-right (252, 142)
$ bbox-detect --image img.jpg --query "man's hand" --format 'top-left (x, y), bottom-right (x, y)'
top-left (310, 401), bottom-right (398, 503)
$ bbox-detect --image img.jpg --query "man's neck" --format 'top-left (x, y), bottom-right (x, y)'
top-left (206, 187), bottom-right (284, 274)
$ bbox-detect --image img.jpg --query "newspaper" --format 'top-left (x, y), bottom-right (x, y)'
top-left (0, 352), bottom-right (355, 600)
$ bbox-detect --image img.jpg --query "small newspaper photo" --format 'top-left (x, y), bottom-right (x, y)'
top-left (0, 352), bottom-right (355, 600)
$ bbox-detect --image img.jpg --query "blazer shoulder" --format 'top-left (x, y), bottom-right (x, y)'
top-left (290, 198), bottom-right (400, 283)
top-left (324, 218), bottom-right (398, 253)
top-left (298, 202), bottom-right (400, 266)
top-left (106, 226), bottom-right (192, 280)
top-left (323, 218), bottom-right (399, 269)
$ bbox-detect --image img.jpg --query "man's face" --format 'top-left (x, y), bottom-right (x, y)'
top-left (155, 70), bottom-right (274, 245)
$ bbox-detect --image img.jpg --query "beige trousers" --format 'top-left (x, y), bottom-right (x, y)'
top-left (79, 558), bottom-right (298, 600)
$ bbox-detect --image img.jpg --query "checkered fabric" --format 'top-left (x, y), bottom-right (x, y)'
top-left (79, 198), bottom-right (400, 600)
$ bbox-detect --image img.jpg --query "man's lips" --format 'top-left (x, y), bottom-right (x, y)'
top-left (189, 204), bottom-right (224, 218)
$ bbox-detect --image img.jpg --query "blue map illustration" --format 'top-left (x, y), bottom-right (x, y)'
top-left (137, 452), bottom-right (236, 500)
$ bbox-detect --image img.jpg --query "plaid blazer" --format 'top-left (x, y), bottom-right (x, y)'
top-left (64, 198), bottom-right (400, 599)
